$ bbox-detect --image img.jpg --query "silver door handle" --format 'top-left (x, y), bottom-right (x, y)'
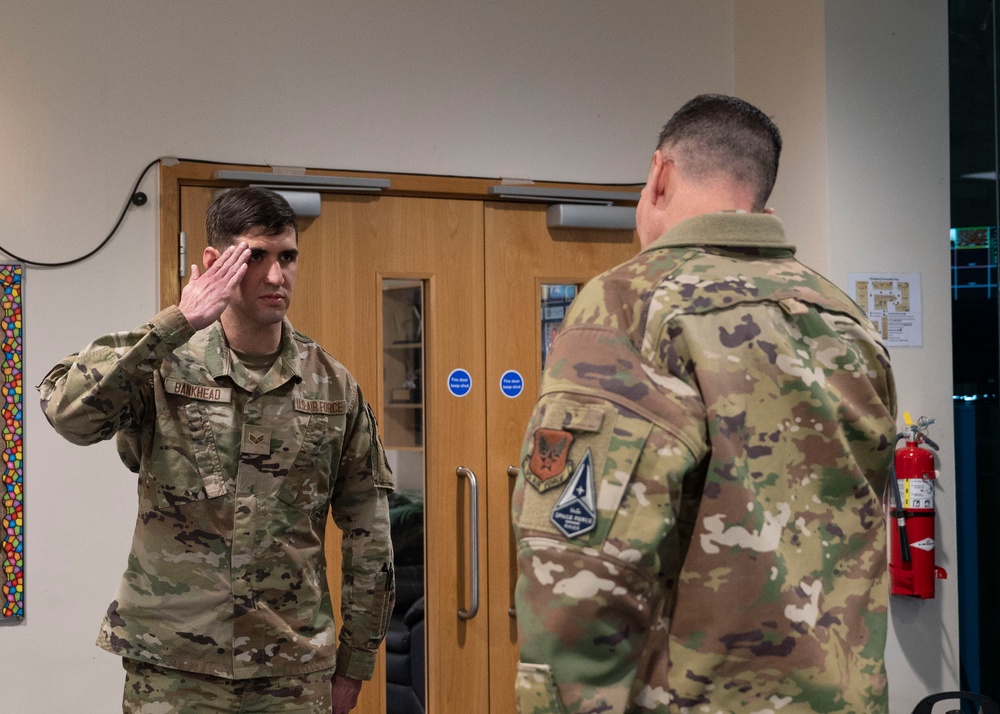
top-left (507, 465), bottom-right (520, 618)
top-left (457, 466), bottom-right (479, 621)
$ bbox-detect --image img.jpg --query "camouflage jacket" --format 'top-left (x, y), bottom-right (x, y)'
top-left (513, 212), bottom-right (896, 713)
top-left (38, 306), bottom-right (395, 681)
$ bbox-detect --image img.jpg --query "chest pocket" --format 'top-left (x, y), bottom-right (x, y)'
top-left (277, 410), bottom-right (345, 519)
top-left (145, 400), bottom-right (229, 510)
top-left (517, 397), bottom-right (651, 546)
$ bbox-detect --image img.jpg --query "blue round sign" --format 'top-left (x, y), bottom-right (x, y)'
top-left (447, 368), bottom-right (472, 397)
top-left (499, 370), bottom-right (524, 399)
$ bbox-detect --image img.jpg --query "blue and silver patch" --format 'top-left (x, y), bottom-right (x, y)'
top-left (550, 448), bottom-right (597, 538)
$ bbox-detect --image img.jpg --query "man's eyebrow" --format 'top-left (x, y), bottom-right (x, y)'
top-left (247, 246), bottom-right (298, 257)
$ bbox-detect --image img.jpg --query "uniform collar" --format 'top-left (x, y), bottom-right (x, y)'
top-left (642, 211), bottom-right (795, 254)
top-left (202, 318), bottom-right (304, 390)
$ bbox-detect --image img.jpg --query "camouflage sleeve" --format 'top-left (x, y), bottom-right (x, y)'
top-left (330, 387), bottom-right (395, 681)
top-left (37, 306), bottom-right (195, 446)
top-left (512, 401), bottom-right (701, 714)
top-left (512, 311), bottom-right (708, 713)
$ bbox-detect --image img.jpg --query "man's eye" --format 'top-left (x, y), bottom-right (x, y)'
top-left (249, 253), bottom-right (263, 262)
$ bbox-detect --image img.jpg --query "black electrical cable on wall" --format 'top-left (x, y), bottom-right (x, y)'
top-left (0, 157), bottom-right (162, 268)
top-left (0, 156), bottom-right (644, 268)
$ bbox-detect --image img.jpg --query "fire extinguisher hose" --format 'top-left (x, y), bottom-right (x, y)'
top-left (889, 432), bottom-right (912, 563)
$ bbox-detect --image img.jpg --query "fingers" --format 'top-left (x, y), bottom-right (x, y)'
top-left (225, 262), bottom-right (248, 290)
top-left (178, 242), bottom-right (250, 330)
top-left (203, 242), bottom-right (250, 278)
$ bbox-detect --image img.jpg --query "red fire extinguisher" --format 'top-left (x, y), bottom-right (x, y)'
top-left (888, 415), bottom-right (947, 598)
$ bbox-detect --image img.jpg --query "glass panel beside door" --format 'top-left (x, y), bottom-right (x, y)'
top-left (382, 278), bottom-right (427, 713)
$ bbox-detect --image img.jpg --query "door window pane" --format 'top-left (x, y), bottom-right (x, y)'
top-left (382, 279), bottom-right (426, 712)
top-left (541, 283), bottom-right (578, 369)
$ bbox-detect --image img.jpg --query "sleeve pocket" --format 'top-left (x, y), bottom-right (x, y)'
top-left (517, 396), bottom-right (652, 548)
top-left (515, 662), bottom-right (567, 714)
top-left (366, 403), bottom-right (395, 491)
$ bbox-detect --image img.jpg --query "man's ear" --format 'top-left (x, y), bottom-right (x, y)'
top-left (203, 246), bottom-right (221, 270)
top-left (648, 150), bottom-right (672, 207)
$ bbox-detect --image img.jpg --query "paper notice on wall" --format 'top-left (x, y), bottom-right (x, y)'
top-left (848, 272), bottom-right (922, 347)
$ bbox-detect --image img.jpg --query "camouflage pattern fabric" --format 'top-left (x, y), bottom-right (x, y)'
top-left (122, 658), bottom-right (334, 713)
top-left (512, 212), bottom-right (896, 714)
top-left (38, 306), bottom-right (395, 682)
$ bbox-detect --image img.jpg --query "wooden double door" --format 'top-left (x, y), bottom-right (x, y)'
top-left (161, 163), bottom-right (638, 713)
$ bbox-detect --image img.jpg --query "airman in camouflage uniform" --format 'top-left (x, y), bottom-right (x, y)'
top-left (513, 95), bottom-right (896, 714)
top-left (39, 187), bottom-right (394, 714)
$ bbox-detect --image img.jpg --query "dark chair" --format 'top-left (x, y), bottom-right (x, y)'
top-left (385, 489), bottom-right (426, 714)
top-left (912, 691), bottom-right (1000, 714)
top-left (385, 594), bottom-right (425, 714)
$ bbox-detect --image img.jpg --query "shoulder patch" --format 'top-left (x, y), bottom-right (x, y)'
top-left (550, 449), bottom-right (597, 538)
top-left (523, 428), bottom-right (574, 492)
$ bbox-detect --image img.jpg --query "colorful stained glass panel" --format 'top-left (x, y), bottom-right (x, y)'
top-left (0, 264), bottom-right (22, 619)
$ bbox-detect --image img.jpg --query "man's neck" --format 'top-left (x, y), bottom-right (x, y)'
top-left (219, 312), bottom-right (282, 355)
top-left (640, 174), bottom-right (757, 248)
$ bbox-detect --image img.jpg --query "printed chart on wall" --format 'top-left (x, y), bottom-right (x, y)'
top-left (0, 264), bottom-right (23, 619)
top-left (848, 272), bottom-right (922, 347)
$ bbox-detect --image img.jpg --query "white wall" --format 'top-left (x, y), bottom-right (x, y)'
top-left (739, 4), bottom-right (958, 711)
top-left (734, 1), bottom-right (829, 274)
top-left (0, 1), bottom-right (956, 712)
top-left (825, 1), bottom-right (959, 708)
top-left (0, 3), bottom-right (735, 712)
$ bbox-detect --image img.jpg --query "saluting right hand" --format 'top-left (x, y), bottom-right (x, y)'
top-left (178, 242), bottom-right (251, 331)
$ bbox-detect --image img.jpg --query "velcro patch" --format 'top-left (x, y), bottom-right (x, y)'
top-left (551, 449), bottom-right (597, 538)
top-left (241, 425), bottom-right (272, 455)
top-left (294, 398), bottom-right (347, 415)
top-left (165, 378), bottom-right (232, 403)
top-left (523, 428), bottom-right (574, 492)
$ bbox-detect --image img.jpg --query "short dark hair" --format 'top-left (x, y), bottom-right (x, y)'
top-left (657, 94), bottom-right (782, 211)
top-left (205, 187), bottom-right (298, 249)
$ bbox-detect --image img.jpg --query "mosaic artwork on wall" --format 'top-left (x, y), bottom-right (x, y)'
top-left (1, 264), bottom-right (22, 618)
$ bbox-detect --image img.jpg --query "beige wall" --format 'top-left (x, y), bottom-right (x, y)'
top-left (735, 1), bottom-right (829, 274)
top-left (736, 3), bottom-right (958, 709)
top-left (0, 1), bottom-right (955, 712)
top-left (825, 1), bottom-right (958, 704)
top-left (2, 3), bottom-right (735, 712)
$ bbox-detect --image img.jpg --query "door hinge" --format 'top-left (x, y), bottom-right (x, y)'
top-left (179, 231), bottom-right (187, 279)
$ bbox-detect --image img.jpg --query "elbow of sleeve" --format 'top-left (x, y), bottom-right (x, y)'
top-left (42, 404), bottom-right (116, 446)
top-left (514, 538), bottom-right (657, 681)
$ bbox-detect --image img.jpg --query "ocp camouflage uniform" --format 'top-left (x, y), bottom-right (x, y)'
top-left (513, 212), bottom-right (895, 714)
top-left (39, 306), bottom-right (394, 682)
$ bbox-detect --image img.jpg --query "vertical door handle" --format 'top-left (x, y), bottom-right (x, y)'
top-left (507, 465), bottom-right (520, 618)
top-left (457, 466), bottom-right (479, 621)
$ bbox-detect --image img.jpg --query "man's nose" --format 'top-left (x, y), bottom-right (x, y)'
top-left (265, 260), bottom-right (284, 286)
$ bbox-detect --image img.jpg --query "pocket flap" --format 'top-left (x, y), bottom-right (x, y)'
top-left (540, 404), bottom-right (604, 433)
top-left (515, 662), bottom-right (566, 714)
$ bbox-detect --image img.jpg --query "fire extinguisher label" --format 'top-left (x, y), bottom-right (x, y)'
top-left (910, 537), bottom-right (935, 551)
top-left (903, 479), bottom-right (934, 509)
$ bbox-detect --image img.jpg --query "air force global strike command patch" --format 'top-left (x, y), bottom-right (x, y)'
top-left (523, 428), bottom-right (574, 492)
top-left (551, 448), bottom-right (597, 538)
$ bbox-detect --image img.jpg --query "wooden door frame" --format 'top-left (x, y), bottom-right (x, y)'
top-left (157, 160), bottom-right (639, 714)
top-left (158, 159), bottom-right (639, 310)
